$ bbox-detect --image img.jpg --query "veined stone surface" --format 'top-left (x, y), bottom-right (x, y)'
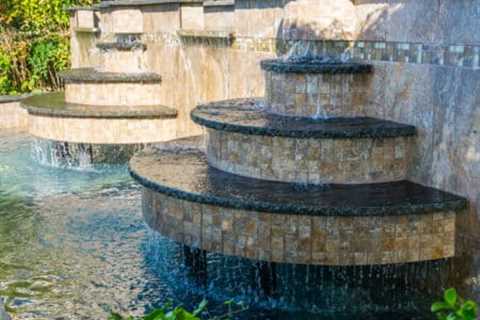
top-left (98, 47), bottom-right (148, 73)
top-left (282, 0), bottom-right (359, 40)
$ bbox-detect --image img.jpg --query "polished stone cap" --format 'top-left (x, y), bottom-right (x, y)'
top-left (191, 98), bottom-right (417, 139)
top-left (59, 68), bottom-right (161, 84)
top-left (22, 92), bottom-right (177, 119)
top-left (96, 42), bottom-right (146, 51)
top-left (95, 0), bottom-right (202, 8)
top-left (261, 58), bottom-right (373, 74)
top-left (0, 94), bottom-right (31, 104)
top-left (129, 147), bottom-right (467, 217)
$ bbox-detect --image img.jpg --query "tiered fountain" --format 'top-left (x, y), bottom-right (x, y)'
top-left (21, 34), bottom-right (177, 167)
top-left (129, 55), bottom-right (467, 311)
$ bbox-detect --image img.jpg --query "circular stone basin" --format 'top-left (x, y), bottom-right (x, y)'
top-left (22, 92), bottom-right (176, 119)
top-left (192, 98), bottom-right (416, 139)
top-left (260, 59), bottom-right (373, 74)
top-left (21, 92), bottom-right (177, 145)
top-left (130, 145), bottom-right (466, 266)
top-left (192, 99), bottom-right (416, 184)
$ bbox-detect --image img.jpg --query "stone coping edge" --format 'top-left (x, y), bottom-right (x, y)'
top-left (94, 0), bottom-right (203, 9)
top-left (260, 59), bottom-right (374, 74)
top-left (128, 150), bottom-right (468, 217)
top-left (96, 42), bottom-right (147, 51)
top-left (191, 100), bottom-right (417, 139)
top-left (0, 94), bottom-right (32, 104)
top-left (21, 92), bottom-right (177, 119)
top-left (59, 68), bottom-right (162, 84)
top-left (178, 29), bottom-right (235, 40)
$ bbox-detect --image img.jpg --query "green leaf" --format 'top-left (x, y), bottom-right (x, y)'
top-left (460, 300), bottom-right (478, 320)
top-left (193, 299), bottom-right (208, 316)
top-left (143, 308), bottom-right (166, 320)
top-left (432, 302), bottom-right (453, 313)
top-left (108, 313), bottom-right (125, 320)
top-left (444, 288), bottom-right (458, 307)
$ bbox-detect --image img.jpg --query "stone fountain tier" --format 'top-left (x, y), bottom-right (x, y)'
top-left (59, 68), bottom-right (162, 106)
top-left (261, 59), bottom-right (373, 118)
top-left (191, 99), bottom-right (416, 184)
top-left (129, 145), bottom-right (467, 266)
top-left (96, 41), bottom-right (147, 74)
top-left (22, 92), bottom-right (177, 144)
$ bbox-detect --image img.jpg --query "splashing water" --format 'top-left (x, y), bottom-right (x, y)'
top-left (0, 132), bottom-right (470, 320)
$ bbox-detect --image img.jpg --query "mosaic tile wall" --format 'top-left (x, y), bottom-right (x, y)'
top-left (65, 83), bottom-right (163, 106)
top-left (28, 114), bottom-right (177, 144)
top-left (206, 128), bottom-right (412, 184)
top-left (0, 102), bottom-right (29, 131)
top-left (142, 31), bottom-right (480, 70)
top-left (143, 189), bottom-right (457, 266)
top-left (265, 70), bottom-right (370, 118)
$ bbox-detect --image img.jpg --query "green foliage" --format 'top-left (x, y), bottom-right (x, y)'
top-left (0, 0), bottom-right (97, 95)
top-left (109, 299), bottom-right (248, 320)
top-left (432, 288), bottom-right (478, 320)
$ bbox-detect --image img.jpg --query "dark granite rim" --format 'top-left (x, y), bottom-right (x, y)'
top-left (21, 92), bottom-right (177, 119)
top-left (260, 59), bottom-right (373, 74)
top-left (95, 0), bottom-right (203, 9)
top-left (59, 68), bottom-right (162, 84)
top-left (96, 42), bottom-right (147, 51)
top-left (0, 94), bottom-right (32, 104)
top-left (191, 98), bottom-right (417, 139)
top-left (128, 147), bottom-right (467, 217)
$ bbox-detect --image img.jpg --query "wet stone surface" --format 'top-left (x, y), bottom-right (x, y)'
top-left (22, 92), bottom-right (177, 119)
top-left (96, 42), bottom-right (147, 51)
top-left (129, 146), bottom-right (467, 217)
top-left (260, 59), bottom-right (373, 74)
top-left (192, 99), bottom-right (417, 139)
top-left (59, 68), bottom-right (162, 83)
top-left (0, 94), bottom-right (31, 104)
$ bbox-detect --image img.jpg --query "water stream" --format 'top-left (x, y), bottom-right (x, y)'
top-left (0, 131), bottom-right (451, 319)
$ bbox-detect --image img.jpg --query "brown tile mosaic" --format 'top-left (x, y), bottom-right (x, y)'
top-left (264, 70), bottom-right (372, 118)
top-left (143, 189), bottom-right (457, 266)
top-left (206, 128), bottom-right (412, 184)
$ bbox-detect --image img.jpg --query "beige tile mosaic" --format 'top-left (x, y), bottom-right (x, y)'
top-left (65, 82), bottom-right (163, 106)
top-left (143, 189), bottom-right (457, 266)
top-left (206, 128), bottom-right (412, 184)
top-left (100, 49), bottom-right (147, 74)
top-left (28, 114), bottom-right (177, 144)
top-left (0, 102), bottom-right (29, 131)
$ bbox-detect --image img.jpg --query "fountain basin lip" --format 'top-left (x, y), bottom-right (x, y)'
top-left (21, 92), bottom-right (177, 119)
top-left (0, 94), bottom-right (32, 104)
top-left (96, 42), bottom-right (147, 51)
top-left (191, 98), bottom-right (417, 139)
top-left (260, 59), bottom-right (374, 74)
top-left (129, 146), bottom-right (467, 217)
top-left (94, 0), bottom-right (203, 9)
top-left (59, 68), bottom-right (162, 84)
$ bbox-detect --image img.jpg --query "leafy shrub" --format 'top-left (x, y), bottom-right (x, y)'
top-left (109, 299), bottom-right (247, 320)
top-left (432, 288), bottom-right (478, 320)
top-left (0, 0), bottom-right (97, 95)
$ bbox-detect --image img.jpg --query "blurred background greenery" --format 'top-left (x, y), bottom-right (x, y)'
top-left (0, 0), bottom-right (97, 95)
